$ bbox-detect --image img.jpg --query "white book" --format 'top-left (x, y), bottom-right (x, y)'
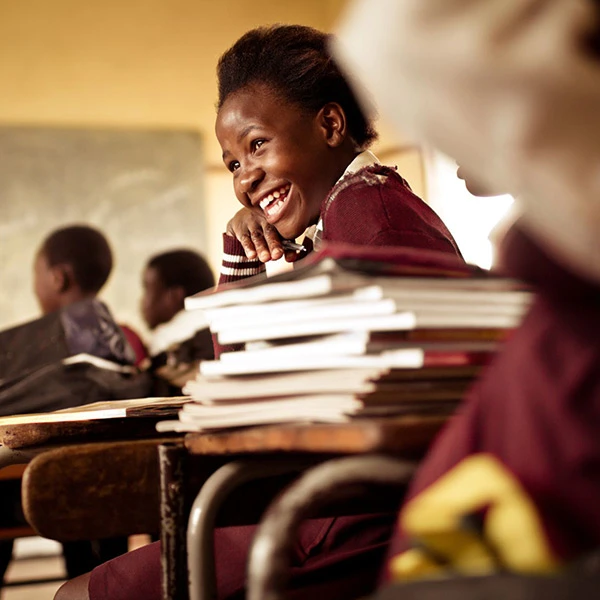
top-left (185, 270), bottom-right (370, 311)
top-left (219, 332), bottom-right (372, 363)
top-left (155, 413), bottom-right (350, 433)
top-left (204, 286), bottom-right (531, 332)
top-left (211, 298), bottom-right (399, 334)
top-left (180, 395), bottom-right (362, 417)
top-left (219, 333), bottom-right (498, 367)
top-left (203, 287), bottom-right (384, 330)
top-left (409, 312), bottom-right (520, 329)
top-left (156, 395), bottom-right (361, 433)
top-left (0, 396), bottom-right (189, 426)
top-left (212, 297), bottom-right (526, 340)
top-left (216, 308), bottom-right (521, 346)
top-left (217, 312), bottom-right (416, 345)
top-left (378, 287), bottom-right (531, 306)
top-left (183, 365), bottom-right (383, 402)
top-left (199, 348), bottom-right (425, 377)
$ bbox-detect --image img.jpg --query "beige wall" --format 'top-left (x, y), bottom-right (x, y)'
top-left (0, 0), bottom-right (423, 329)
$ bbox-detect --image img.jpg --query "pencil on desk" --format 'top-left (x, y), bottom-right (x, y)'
top-left (281, 240), bottom-right (306, 253)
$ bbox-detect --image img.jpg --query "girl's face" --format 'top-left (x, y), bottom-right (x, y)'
top-left (216, 84), bottom-right (346, 240)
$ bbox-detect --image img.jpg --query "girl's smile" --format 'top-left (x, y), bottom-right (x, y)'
top-left (258, 183), bottom-right (291, 221)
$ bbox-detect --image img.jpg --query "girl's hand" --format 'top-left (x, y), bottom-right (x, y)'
top-left (226, 207), bottom-right (284, 263)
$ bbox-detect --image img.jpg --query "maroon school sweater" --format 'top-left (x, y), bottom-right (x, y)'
top-left (320, 165), bottom-right (460, 255)
top-left (219, 164), bottom-right (462, 286)
top-left (385, 225), bottom-right (600, 582)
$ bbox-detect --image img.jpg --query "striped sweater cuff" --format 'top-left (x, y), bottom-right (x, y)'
top-left (219, 233), bottom-right (266, 285)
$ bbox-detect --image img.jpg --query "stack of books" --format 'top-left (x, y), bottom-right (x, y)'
top-left (156, 244), bottom-right (532, 433)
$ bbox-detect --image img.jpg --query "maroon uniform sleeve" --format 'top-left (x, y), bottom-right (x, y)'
top-left (218, 233), bottom-right (266, 286)
top-left (321, 166), bottom-right (463, 258)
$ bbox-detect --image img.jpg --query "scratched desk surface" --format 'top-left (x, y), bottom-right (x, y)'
top-left (184, 415), bottom-right (448, 456)
top-left (0, 397), bottom-right (187, 449)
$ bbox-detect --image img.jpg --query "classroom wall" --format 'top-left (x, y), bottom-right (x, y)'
top-left (0, 0), bottom-right (423, 332)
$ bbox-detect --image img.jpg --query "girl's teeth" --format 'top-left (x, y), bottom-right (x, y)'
top-left (266, 199), bottom-right (285, 218)
top-left (260, 186), bottom-right (290, 212)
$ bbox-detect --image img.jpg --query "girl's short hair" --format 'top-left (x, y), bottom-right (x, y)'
top-left (217, 24), bottom-right (377, 149)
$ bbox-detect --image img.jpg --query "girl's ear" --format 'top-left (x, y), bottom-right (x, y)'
top-left (317, 102), bottom-right (348, 148)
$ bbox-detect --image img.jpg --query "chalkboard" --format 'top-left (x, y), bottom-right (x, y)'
top-left (0, 126), bottom-right (207, 334)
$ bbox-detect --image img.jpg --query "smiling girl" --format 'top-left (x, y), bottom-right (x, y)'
top-left (215, 24), bottom-right (462, 285)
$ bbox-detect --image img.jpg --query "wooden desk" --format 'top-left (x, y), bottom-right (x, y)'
top-left (0, 405), bottom-right (184, 548)
top-left (0, 415), bottom-right (172, 451)
top-left (17, 415), bottom-right (448, 600)
top-left (184, 415), bottom-right (446, 456)
top-left (0, 395), bottom-right (188, 452)
top-left (0, 397), bottom-right (187, 472)
top-left (165, 416), bottom-right (447, 600)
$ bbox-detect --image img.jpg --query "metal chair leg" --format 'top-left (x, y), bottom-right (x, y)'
top-left (187, 457), bottom-right (314, 600)
top-left (160, 442), bottom-right (188, 600)
top-left (247, 455), bottom-right (417, 600)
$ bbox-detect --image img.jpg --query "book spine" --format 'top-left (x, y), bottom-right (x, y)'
top-left (421, 350), bottom-right (494, 368)
top-left (373, 328), bottom-right (511, 343)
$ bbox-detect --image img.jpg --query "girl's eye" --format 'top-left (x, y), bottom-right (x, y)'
top-left (228, 160), bottom-right (240, 173)
top-left (251, 139), bottom-right (266, 152)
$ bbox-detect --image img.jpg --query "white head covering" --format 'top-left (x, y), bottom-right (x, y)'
top-left (334, 0), bottom-right (600, 282)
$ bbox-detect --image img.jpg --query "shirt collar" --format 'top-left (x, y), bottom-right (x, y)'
top-left (304, 150), bottom-right (380, 248)
top-left (342, 149), bottom-right (380, 179)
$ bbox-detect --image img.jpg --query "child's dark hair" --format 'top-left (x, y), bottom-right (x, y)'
top-left (217, 24), bottom-right (377, 149)
top-left (41, 224), bottom-right (113, 293)
top-left (147, 249), bottom-right (215, 297)
top-left (585, 0), bottom-right (600, 57)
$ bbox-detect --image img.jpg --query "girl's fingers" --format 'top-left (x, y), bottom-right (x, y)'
top-left (284, 249), bottom-right (301, 263)
top-left (263, 225), bottom-right (284, 261)
top-left (249, 229), bottom-right (273, 262)
top-left (227, 208), bottom-right (286, 263)
top-left (238, 232), bottom-right (258, 259)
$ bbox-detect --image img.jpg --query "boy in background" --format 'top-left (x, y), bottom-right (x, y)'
top-left (0, 224), bottom-right (145, 585)
top-left (141, 249), bottom-right (215, 332)
top-left (140, 249), bottom-right (215, 396)
top-left (34, 224), bottom-right (147, 366)
top-left (140, 249), bottom-right (216, 392)
top-left (33, 225), bottom-right (112, 315)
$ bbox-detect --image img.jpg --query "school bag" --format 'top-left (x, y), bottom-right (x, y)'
top-left (0, 299), bottom-right (151, 415)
